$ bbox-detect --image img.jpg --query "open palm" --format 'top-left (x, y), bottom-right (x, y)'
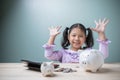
top-left (48, 26), bottom-right (61, 36)
top-left (91, 18), bottom-right (109, 33)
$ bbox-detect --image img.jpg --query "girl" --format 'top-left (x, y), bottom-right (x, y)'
top-left (43, 18), bottom-right (110, 63)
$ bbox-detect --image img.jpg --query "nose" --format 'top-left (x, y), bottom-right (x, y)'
top-left (47, 70), bottom-right (52, 73)
top-left (82, 61), bottom-right (87, 64)
top-left (75, 36), bottom-right (79, 40)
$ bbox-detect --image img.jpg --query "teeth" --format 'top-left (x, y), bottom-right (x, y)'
top-left (74, 42), bottom-right (79, 44)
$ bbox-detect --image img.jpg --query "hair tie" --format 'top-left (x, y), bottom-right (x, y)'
top-left (65, 27), bottom-right (69, 33)
top-left (86, 28), bottom-right (90, 30)
top-left (86, 28), bottom-right (90, 36)
top-left (66, 27), bottom-right (69, 30)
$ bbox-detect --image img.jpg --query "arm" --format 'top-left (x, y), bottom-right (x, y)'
top-left (43, 44), bottom-right (63, 61)
top-left (96, 39), bottom-right (111, 59)
top-left (91, 18), bottom-right (110, 59)
top-left (43, 26), bottom-right (62, 61)
top-left (48, 26), bottom-right (61, 45)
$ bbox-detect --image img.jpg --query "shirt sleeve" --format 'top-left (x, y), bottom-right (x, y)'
top-left (42, 44), bottom-right (63, 61)
top-left (97, 39), bottom-right (111, 59)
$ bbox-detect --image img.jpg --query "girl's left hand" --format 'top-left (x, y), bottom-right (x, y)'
top-left (91, 18), bottom-right (109, 33)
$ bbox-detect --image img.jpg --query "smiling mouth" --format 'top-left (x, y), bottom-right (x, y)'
top-left (73, 42), bottom-right (80, 44)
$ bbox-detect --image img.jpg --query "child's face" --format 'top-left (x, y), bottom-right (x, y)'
top-left (68, 28), bottom-right (86, 51)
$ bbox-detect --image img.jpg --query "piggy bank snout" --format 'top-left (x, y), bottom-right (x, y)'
top-left (82, 60), bottom-right (88, 64)
top-left (82, 61), bottom-right (86, 64)
top-left (46, 69), bottom-right (53, 73)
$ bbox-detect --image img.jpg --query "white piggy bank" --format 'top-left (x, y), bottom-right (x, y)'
top-left (78, 49), bottom-right (104, 72)
top-left (41, 62), bottom-right (54, 77)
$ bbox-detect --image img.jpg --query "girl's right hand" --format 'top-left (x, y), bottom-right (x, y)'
top-left (48, 26), bottom-right (62, 37)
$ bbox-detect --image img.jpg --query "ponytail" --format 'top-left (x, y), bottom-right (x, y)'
top-left (85, 28), bottom-right (94, 48)
top-left (61, 27), bottom-right (70, 49)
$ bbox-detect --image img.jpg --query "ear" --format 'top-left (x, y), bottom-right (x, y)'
top-left (42, 62), bottom-right (47, 67)
top-left (50, 61), bottom-right (54, 65)
top-left (68, 34), bottom-right (70, 41)
top-left (84, 36), bottom-right (86, 43)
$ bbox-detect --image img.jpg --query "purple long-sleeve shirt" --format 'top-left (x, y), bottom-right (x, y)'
top-left (43, 39), bottom-right (111, 63)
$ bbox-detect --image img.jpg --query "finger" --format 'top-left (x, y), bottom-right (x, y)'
top-left (56, 26), bottom-right (61, 31)
top-left (104, 19), bottom-right (109, 25)
top-left (57, 31), bottom-right (61, 34)
top-left (102, 18), bottom-right (106, 24)
top-left (56, 26), bottom-right (60, 30)
top-left (99, 19), bottom-right (102, 24)
top-left (57, 26), bottom-right (62, 31)
top-left (94, 20), bottom-right (98, 25)
top-left (90, 28), bottom-right (98, 32)
top-left (94, 20), bottom-right (100, 28)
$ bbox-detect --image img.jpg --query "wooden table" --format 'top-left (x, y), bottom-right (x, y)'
top-left (0, 63), bottom-right (120, 80)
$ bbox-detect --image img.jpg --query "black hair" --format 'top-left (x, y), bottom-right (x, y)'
top-left (61, 23), bottom-right (94, 49)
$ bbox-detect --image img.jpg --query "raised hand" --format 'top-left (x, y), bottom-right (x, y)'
top-left (48, 26), bottom-right (62, 45)
top-left (91, 18), bottom-right (109, 33)
top-left (48, 26), bottom-right (62, 37)
top-left (91, 18), bottom-right (109, 40)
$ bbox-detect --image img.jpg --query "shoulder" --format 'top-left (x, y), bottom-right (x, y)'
top-left (59, 48), bottom-right (68, 53)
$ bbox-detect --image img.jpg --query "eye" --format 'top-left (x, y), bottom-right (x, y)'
top-left (79, 35), bottom-right (83, 37)
top-left (72, 35), bottom-right (76, 37)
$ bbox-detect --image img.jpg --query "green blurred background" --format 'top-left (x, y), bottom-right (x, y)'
top-left (0, 0), bottom-right (120, 62)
